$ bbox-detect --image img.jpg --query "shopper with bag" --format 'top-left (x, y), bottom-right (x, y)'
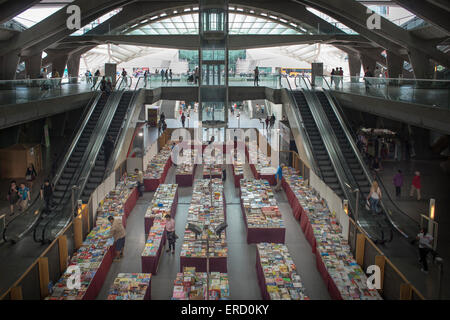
top-left (18, 183), bottom-right (31, 211)
top-left (367, 181), bottom-right (382, 214)
top-left (134, 168), bottom-right (144, 197)
top-left (165, 214), bottom-right (177, 255)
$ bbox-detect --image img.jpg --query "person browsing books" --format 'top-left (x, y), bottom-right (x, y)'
top-left (274, 163), bottom-right (284, 192)
top-left (108, 216), bottom-right (126, 261)
top-left (165, 214), bottom-right (176, 255)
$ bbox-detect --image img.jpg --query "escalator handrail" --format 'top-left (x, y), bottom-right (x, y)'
top-left (319, 78), bottom-right (417, 238)
top-left (44, 81), bottom-right (128, 242)
top-left (3, 83), bottom-right (102, 243)
top-left (280, 76), bottom-right (322, 180)
top-left (104, 77), bottom-right (142, 178)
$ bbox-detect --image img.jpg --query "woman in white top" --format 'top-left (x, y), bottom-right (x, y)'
top-left (368, 181), bottom-right (382, 214)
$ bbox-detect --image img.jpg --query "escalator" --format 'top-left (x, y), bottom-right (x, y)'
top-left (81, 91), bottom-right (133, 202)
top-left (291, 91), bottom-right (344, 197)
top-left (315, 90), bottom-right (419, 240)
top-left (33, 94), bottom-right (109, 242)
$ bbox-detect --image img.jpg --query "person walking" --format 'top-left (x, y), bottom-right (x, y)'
top-left (393, 169), bottom-right (403, 197)
top-left (85, 70), bottom-right (91, 83)
top-left (165, 214), bottom-right (176, 254)
top-left (134, 168), bottom-right (144, 197)
top-left (160, 69), bottom-right (165, 83)
top-left (108, 216), bottom-right (126, 261)
top-left (367, 181), bottom-right (382, 214)
top-left (270, 114), bottom-right (276, 129)
top-left (103, 135), bottom-right (115, 167)
top-left (181, 113), bottom-right (186, 128)
top-left (121, 68), bottom-right (128, 87)
top-left (7, 181), bottom-right (19, 216)
top-left (169, 69), bottom-right (173, 83)
top-left (339, 67), bottom-right (344, 88)
top-left (143, 70), bottom-right (149, 88)
top-left (92, 70), bottom-right (100, 89)
top-left (40, 179), bottom-right (53, 214)
top-left (265, 116), bottom-right (270, 131)
top-left (25, 163), bottom-right (37, 191)
top-left (416, 228), bottom-right (433, 274)
top-left (162, 120), bottom-right (167, 133)
top-left (410, 171), bottom-right (421, 200)
top-left (160, 112), bottom-right (165, 123)
top-left (165, 69), bottom-right (169, 83)
top-left (330, 68), bottom-right (335, 87)
top-left (254, 66), bottom-right (260, 86)
top-left (18, 183), bottom-right (31, 211)
top-left (374, 66), bottom-right (382, 88)
top-left (274, 163), bottom-right (284, 192)
top-left (364, 67), bottom-right (373, 92)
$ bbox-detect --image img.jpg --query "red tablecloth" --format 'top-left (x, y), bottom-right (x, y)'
top-left (143, 280), bottom-right (152, 300)
top-left (144, 190), bottom-right (179, 234)
top-left (231, 164), bottom-right (243, 188)
top-left (282, 179), bottom-right (342, 300)
top-left (82, 245), bottom-right (114, 300)
top-left (179, 256), bottom-right (227, 273)
top-left (144, 157), bottom-right (172, 191)
top-left (141, 231), bottom-right (167, 275)
top-left (176, 164), bottom-right (196, 186)
top-left (255, 249), bottom-right (270, 300)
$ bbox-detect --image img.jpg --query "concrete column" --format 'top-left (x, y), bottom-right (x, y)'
top-left (67, 53), bottom-right (81, 84)
top-left (348, 53), bottom-right (362, 78)
top-left (0, 51), bottom-right (20, 80)
top-left (408, 48), bottom-right (434, 79)
top-left (360, 54), bottom-right (377, 74)
top-left (51, 54), bottom-right (68, 77)
top-left (386, 51), bottom-right (403, 79)
top-left (24, 53), bottom-right (42, 79)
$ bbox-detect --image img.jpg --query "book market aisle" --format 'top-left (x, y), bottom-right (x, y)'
top-left (96, 162), bottom-right (330, 300)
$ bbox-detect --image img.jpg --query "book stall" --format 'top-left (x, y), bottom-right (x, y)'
top-left (141, 218), bottom-right (167, 275)
top-left (246, 147), bottom-right (276, 185)
top-left (202, 153), bottom-right (223, 179)
top-left (231, 152), bottom-right (245, 188)
top-left (143, 143), bottom-right (173, 191)
top-left (175, 149), bottom-right (198, 187)
top-left (256, 243), bottom-right (309, 300)
top-left (282, 167), bottom-right (382, 300)
top-left (47, 175), bottom-right (139, 300)
top-left (180, 179), bottom-right (227, 273)
top-left (172, 267), bottom-right (230, 300)
top-left (144, 184), bottom-right (178, 234)
top-left (240, 179), bottom-right (285, 244)
top-left (107, 273), bottom-right (152, 300)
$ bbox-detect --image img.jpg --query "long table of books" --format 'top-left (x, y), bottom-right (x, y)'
top-left (180, 179), bottom-right (227, 273)
top-left (144, 143), bottom-right (172, 191)
top-left (107, 273), bottom-right (152, 300)
top-left (246, 146), bottom-right (276, 185)
top-left (232, 151), bottom-right (245, 188)
top-left (240, 179), bottom-right (285, 244)
top-left (144, 184), bottom-right (179, 234)
top-left (175, 149), bottom-right (198, 187)
top-left (256, 243), bottom-right (309, 300)
top-left (172, 267), bottom-right (230, 300)
top-left (282, 167), bottom-right (382, 300)
top-left (47, 176), bottom-right (139, 300)
top-left (142, 184), bottom-right (179, 274)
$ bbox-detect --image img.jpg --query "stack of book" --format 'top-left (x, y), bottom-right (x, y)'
top-left (181, 179), bottom-right (227, 259)
top-left (48, 175), bottom-right (138, 299)
top-left (144, 144), bottom-right (172, 179)
top-left (240, 179), bottom-right (284, 228)
top-left (145, 184), bottom-right (178, 221)
top-left (172, 267), bottom-right (229, 300)
top-left (142, 219), bottom-right (166, 257)
top-left (257, 243), bottom-right (309, 300)
top-left (247, 148), bottom-right (274, 175)
top-left (202, 153), bottom-right (223, 177)
top-left (176, 150), bottom-right (198, 175)
top-left (282, 167), bottom-right (382, 300)
top-left (107, 273), bottom-right (151, 300)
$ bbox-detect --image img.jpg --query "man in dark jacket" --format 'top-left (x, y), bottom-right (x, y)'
top-left (40, 179), bottom-right (53, 214)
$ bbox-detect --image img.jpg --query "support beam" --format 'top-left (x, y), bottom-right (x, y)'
top-left (408, 48), bottom-right (434, 79)
top-left (67, 53), bottom-right (81, 83)
top-left (0, 0), bottom-right (40, 24)
top-left (24, 52), bottom-right (42, 79)
top-left (0, 50), bottom-right (20, 80)
top-left (386, 51), bottom-right (404, 79)
top-left (348, 52), bottom-right (362, 77)
top-left (50, 54), bottom-right (69, 77)
top-left (360, 54), bottom-right (377, 73)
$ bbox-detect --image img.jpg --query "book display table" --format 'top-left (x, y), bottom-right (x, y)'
top-left (144, 184), bottom-right (178, 234)
top-left (282, 167), bottom-right (382, 300)
top-left (144, 144), bottom-right (172, 191)
top-left (256, 243), bottom-right (309, 300)
top-left (180, 179), bottom-right (227, 273)
top-left (240, 179), bottom-right (285, 244)
top-left (172, 267), bottom-right (229, 300)
top-left (47, 176), bottom-right (139, 300)
top-left (175, 150), bottom-right (198, 187)
top-left (246, 146), bottom-right (276, 185)
top-left (107, 273), bottom-right (152, 300)
top-left (141, 219), bottom-right (167, 275)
